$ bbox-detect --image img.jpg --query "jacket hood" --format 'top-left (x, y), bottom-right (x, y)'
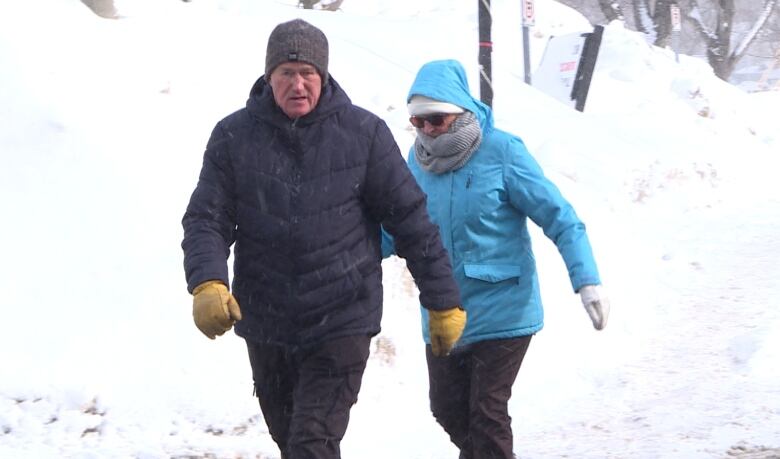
top-left (247, 73), bottom-right (348, 126)
top-left (407, 59), bottom-right (494, 132)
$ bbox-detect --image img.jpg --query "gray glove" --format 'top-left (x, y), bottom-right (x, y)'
top-left (579, 285), bottom-right (610, 330)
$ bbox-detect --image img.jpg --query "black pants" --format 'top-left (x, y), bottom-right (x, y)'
top-left (246, 334), bottom-right (371, 459)
top-left (426, 335), bottom-right (532, 459)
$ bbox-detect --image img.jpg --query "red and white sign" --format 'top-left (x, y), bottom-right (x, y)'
top-left (670, 4), bottom-right (682, 32)
top-left (522, 0), bottom-right (535, 26)
top-left (532, 32), bottom-right (587, 108)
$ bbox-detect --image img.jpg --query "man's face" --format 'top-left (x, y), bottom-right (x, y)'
top-left (269, 62), bottom-right (322, 119)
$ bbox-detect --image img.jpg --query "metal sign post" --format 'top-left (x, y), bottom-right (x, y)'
top-left (521, 0), bottom-right (535, 84)
top-left (670, 3), bottom-right (681, 63)
top-left (478, 0), bottom-right (493, 107)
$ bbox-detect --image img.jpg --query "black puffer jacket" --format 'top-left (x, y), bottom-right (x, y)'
top-left (182, 76), bottom-right (460, 346)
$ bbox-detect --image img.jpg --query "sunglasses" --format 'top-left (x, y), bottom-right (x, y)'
top-left (409, 114), bottom-right (449, 128)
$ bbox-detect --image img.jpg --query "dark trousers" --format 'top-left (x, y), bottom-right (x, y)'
top-left (426, 335), bottom-right (532, 459)
top-left (246, 334), bottom-right (371, 459)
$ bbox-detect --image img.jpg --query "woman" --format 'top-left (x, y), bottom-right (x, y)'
top-left (384, 59), bottom-right (610, 458)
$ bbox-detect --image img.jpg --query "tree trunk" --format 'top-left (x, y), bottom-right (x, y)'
top-left (80, 0), bottom-right (117, 19)
top-left (708, 0), bottom-right (735, 80)
top-left (322, 0), bottom-right (345, 11)
top-left (652, 0), bottom-right (673, 47)
top-left (633, 0), bottom-right (654, 38)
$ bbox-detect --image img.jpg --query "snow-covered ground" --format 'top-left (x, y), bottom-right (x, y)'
top-left (0, 0), bottom-right (778, 458)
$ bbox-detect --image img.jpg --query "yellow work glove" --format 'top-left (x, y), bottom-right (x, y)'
top-left (192, 280), bottom-right (242, 339)
top-left (428, 307), bottom-right (467, 357)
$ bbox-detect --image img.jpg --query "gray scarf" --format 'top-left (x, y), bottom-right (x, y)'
top-left (414, 111), bottom-right (482, 174)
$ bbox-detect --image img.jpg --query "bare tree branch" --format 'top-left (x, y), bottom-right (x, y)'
top-left (598, 0), bottom-right (624, 22)
top-left (732, 0), bottom-right (778, 58)
top-left (686, 0), bottom-right (718, 42)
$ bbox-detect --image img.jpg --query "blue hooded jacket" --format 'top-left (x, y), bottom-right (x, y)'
top-left (385, 59), bottom-right (601, 346)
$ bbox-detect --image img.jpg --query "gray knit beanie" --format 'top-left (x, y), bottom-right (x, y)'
top-left (265, 19), bottom-right (329, 85)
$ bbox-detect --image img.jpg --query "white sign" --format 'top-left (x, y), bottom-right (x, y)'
top-left (532, 32), bottom-right (587, 108)
top-left (522, 0), bottom-right (535, 26)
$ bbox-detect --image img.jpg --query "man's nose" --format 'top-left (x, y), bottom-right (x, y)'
top-left (290, 73), bottom-right (306, 88)
top-left (422, 121), bottom-right (438, 136)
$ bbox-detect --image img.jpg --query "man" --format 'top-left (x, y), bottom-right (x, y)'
top-left (181, 20), bottom-right (465, 459)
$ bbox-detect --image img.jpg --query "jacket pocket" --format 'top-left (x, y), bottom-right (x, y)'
top-left (463, 264), bottom-right (523, 283)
